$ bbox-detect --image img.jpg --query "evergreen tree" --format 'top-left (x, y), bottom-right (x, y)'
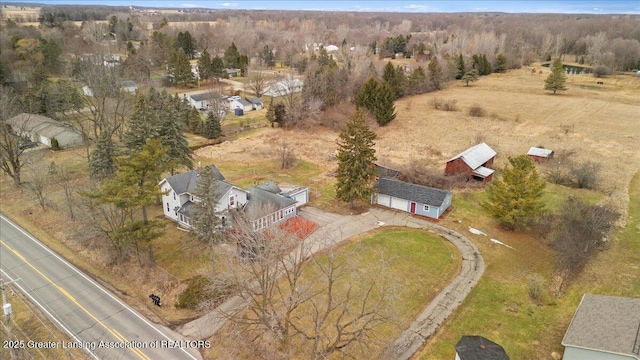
top-left (190, 165), bottom-right (224, 279)
top-left (198, 48), bottom-right (212, 80)
top-left (239, 54), bottom-right (249, 77)
top-left (382, 61), bottom-right (405, 100)
top-left (89, 132), bottom-right (118, 180)
top-left (260, 45), bottom-right (276, 68)
top-left (202, 111), bottom-right (222, 139)
top-left (482, 155), bottom-right (546, 230)
top-left (335, 109), bottom-right (377, 208)
top-left (374, 82), bottom-right (397, 126)
top-left (456, 54), bottom-right (466, 79)
top-left (124, 91), bottom-right (160, 152)
top-left (545, 58), bottom-right (568, 94)
top-left (170, 48), bottom-right (195, 87)
top-left (461, 69), bottom-right (480, 87)
top-left (224, 42), bottom-right (240, 69)
top-left (427, 56), bottom-right (444, 90)
top-left (482, 54), bottom-right (492, 75)
top-left (407, 66), bottom-right (427, 95)
top-left (494, 53), bottom-right (508, 73)
top-left (355, 77), bottom-right (380, 111)
top-left (175, 31), bottom-right (196, 59)
top-left (159, 97), bottom-right (193, 173)
top-left (211, 55), bottom-right (225, 78)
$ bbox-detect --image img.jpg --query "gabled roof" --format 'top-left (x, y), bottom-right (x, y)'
top-left (376, 178), bottom-right (450, 207)
top-left (455, 336), bottom-right (509, 360)
top-left (375, 164), bottom-right (399, 178)
top-left (448, 142), bottom-right (497, 170)
top-left (189, 93), bottom-right (210, 102)
top-left (237, 99), bottom-right (252, 106)
top-left (244, 186), bottom-right (296, 220)
top-left (249, 97), bottom-right (263, 105)
top-left (163, 165), bottom-right (225, 195)
top-left (562, 294), bottom-right (640, 358)
top-left (527, 147), bottom-right (554, 157)
top-left (472, 166), bottom-right (494, 178)
top-left (255, 181), bottom-right (282, 194)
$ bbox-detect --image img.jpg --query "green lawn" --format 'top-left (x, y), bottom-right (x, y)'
top-left (416, 174), bottom-right (639, 360)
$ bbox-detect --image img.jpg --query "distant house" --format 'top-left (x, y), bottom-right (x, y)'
top-left (224, 68), bottom-right (239, 77)
top-left (120, 80), bottom-right (137, 93)
top-left (245, 185), bottom-right (297, 232)
top-left (229, 98), bottom-right (253, 113)
top-left (455, 336), bottom-right (509, 360)
top-left (248, 97), bottom-right (264, 110)
top-left (445, 142), bottom-right (497, 183)
top-left (561, 294), bottom-right (640, 360)
top-left (372, 177), bottom-right (452, 219)
top-left (325, 44), bottom-right (339, 52)
top-left (159, 165), bottom-right (248, 228)
top-left (527, 147), bottom-right (554, 163)
top-left (6, 113), bottom-right (83, 149)
top-left (264, 78), bottom-right (304, 97)
top-left (188, 93), bottom-right (212, 110)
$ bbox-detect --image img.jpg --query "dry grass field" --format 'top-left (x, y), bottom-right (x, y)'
top-left (197, 66), bottom-right (640, 216)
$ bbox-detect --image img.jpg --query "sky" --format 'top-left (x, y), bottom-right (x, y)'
top-left (10, 0), bottom-right (640, 14)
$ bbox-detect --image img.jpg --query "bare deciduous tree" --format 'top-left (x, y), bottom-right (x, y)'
top-left (247, 67), bottom-right (269, 98)
top-left (276, 139), bottom-right (295, 170)
top-left (0, 87), bottom-right (29, 186)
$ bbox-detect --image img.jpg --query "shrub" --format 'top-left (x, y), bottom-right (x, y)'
top-left (176, 275), bottom-right (213, 309)
top-left (442, 99), bottom-right (458, 111)
top-left (429, 96), bottom-right (443, 110)
top-left (526, 274), bottom-right (545, 303)
top-left (569, 161), bottom-right (601, 189)
top-left (50, 137), bottom-right (60, 151)
top-left (592, 65), bottom-right (612, 78)
top-left (468, 104), bottom-right (486, 117)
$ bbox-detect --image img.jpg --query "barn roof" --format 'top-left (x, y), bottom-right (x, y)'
top-left (7, 113), bottom-right (83, 146)
top-left (561, 294), bottom-right (640, 357)
top-left (527, 147), bottom-right (554, 157)
top-left (162, 165), bottom-right (226, 195)
top-left (448, 142), bottom-right (497, 170)
top-left (455, 336), bottom-right (509, 360)
top-left (376, 178), bottom-right (450, 207)
top-left (189, 93), bottom-right (210, 102)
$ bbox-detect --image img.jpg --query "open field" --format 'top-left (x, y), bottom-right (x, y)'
top-left (204, 227), bottom-right (460, 358)
top-left (196, 66), bottom-right (640, 217)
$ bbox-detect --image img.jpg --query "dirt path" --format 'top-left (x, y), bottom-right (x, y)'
top-left (177, 207), bottom-right (483, 360)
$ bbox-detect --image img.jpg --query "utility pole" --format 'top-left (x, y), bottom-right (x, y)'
top-left (1, 277), bottom-right (20, 360)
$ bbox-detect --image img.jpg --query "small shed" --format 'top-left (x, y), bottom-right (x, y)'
top-left (455, 336), bottom-right (509, 360)
top-left (248, 97), bottom-right (264, 110)
top-left (234, 108), bottom-right (244, 116)
top-left (527, 147), bottom-right (554, 163)
top-left (373, 177), bottom-right (452, 219)
top-left (188, 93), bottom-right (212, 110)
top-left (120, 80), bottom-right (137, 93)
top-left (224, 68), bottom-right (239, 77)
top-left (230, 98), bottom-right (253, 113)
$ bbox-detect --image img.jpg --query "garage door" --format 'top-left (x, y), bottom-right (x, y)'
top-left (376, 194), bottom-right (390, 207)
top-left (390, 197), bottom-right (408, 211)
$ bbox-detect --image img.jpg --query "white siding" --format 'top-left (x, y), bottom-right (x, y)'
top-left (288, 188), bottom-right (308, 207)
top-left (216, 187), bottom-right (248, 212)
top-left (390, 197), bottom-right (408, 211)
top-left (39, 135), bottom-right (51, 147)
top-left (160, 182), bottom-right (182, 222)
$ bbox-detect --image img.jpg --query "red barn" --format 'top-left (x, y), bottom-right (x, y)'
top-left (445, 142), bottom-right (497, 183)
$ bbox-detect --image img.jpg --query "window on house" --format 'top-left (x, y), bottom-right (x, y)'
top-left (179, 214), bottom-right (184, 222)
top-left (166, 203), bottom-right (169, 212)
top-left (423, 205), bottom-right (430, 212)
top-left (229, 195), bottom-right (235, 207)
top-left (173, 191), bottom-right (176, 200)
top-left (279, 211), bottom-right (283, 220)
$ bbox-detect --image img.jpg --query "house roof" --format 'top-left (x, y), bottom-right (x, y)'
top-left (527, 147), bottom-right (554, 157)
top-left (448, 142), bottom-right (497, 170)
top-left (249, 97), bottom-right (263, 105)
top-left (237, 99), bottom-right (252, 106)
top-left (255, 181), bottom-right (282, 194)
top-left (163, 165), bottom-right (226, 195)
top-left (455, 336), bottom-right (509, 360)
top-left (561, 294), bottom-right (640, 358)
top-left (376, 178), bottom-right (450, 207)
top-left (189, 93), bottom-right (210, 102)
top-left (6, 113), bottom-right (83, 145)
top-left (244, 186), bottom-right (296, 220)
top-left (177, 200), bottom-right (195, 216)
top-left (121, 80), bottom-right (137, 88)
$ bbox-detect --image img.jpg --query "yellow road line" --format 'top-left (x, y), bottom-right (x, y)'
top-left (1, 240), bottom-right (150, 360)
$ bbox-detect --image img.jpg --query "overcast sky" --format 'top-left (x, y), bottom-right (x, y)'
top-left (11, 0), bottom-right (640, 14)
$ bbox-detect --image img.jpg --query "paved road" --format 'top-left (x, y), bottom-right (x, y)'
top-left (0, 215), bottom-right (203, 360)
top-left (179, 207), bottom-right (484, 360)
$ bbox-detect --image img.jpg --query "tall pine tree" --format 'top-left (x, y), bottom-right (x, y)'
top-left (89, 132), bottom-right (118, 180)
top-left (224, 42), bottom-right (240, 69)
top-left (456, 54), bottom-right (466, 79)
top-left (374, 82), bottom-right (397, 126)
top-left (170, 48), bottom-right (195, 86)
top-left (545, 58), bottom-right (568, 94)
top-left (382, 61), bottom-right (405, 100)
top-left (427, 57), bottom-right (444, 90)
top-left (198, 48), bottom-right (212, 80)
top-left (335, 109), bottom-right (377, 208)
top-left (202, 111), bottom-right (222, 139)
